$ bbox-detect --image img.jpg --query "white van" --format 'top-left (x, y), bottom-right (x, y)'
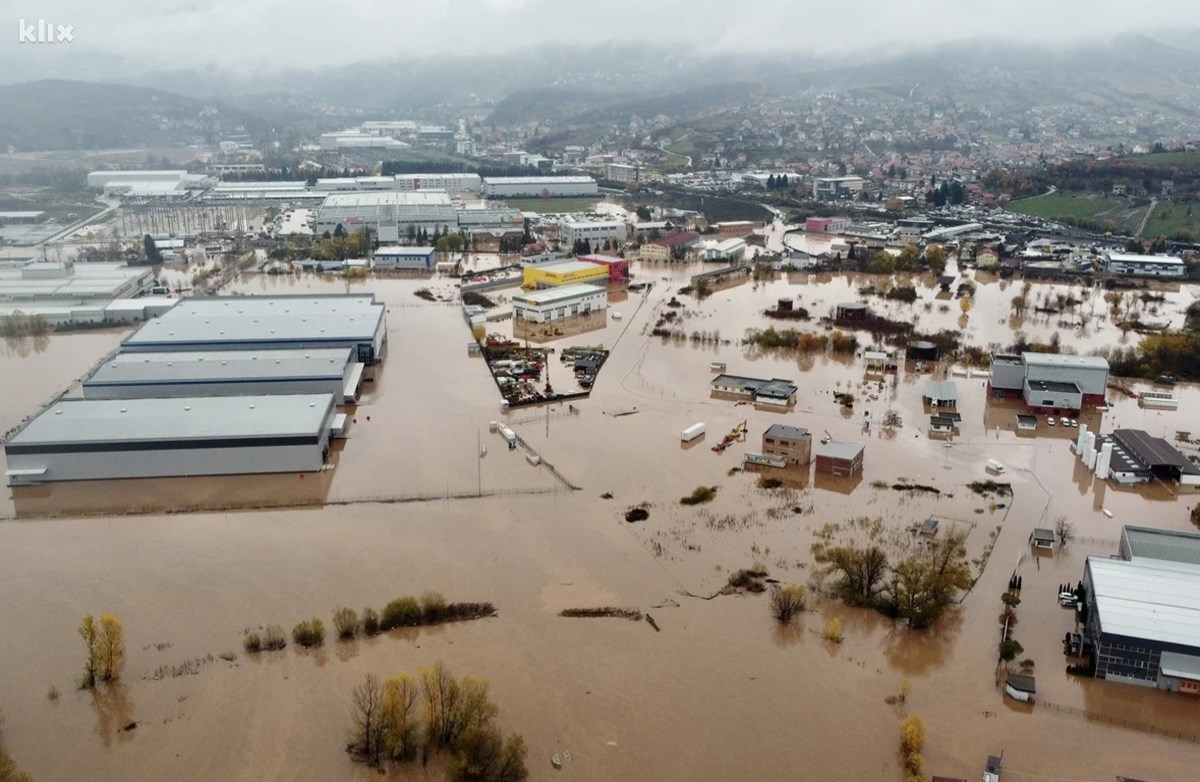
top-left (985, 459), bottom-right (1006, 474)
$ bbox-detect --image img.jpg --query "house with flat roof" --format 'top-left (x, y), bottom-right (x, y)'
top-left (1080, 525), bottom-right (1200, 692)
top-left (711, 374), bottom-right (797, 406)
top-left (4, 394), bottom-right (338, 485)
top-left (762, 424), bottom-right (811, 466)
top-left (814, 440), bottom-right (864, 477)
top-left (83, 347), bottom-right (363, 403)
top-left (640, 231), bottom-right (698, 262)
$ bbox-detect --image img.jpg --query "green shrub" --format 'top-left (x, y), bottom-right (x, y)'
top-left (243, 632), bottom-right (262, 653)
top-left (361, 607), bottom-right (380, 636)
top-left (770, 585), bottom-right (807, 623)
top-left (381, 596), bottom-right (423, 630)
top-left (333, 607), bottom-right (358, 640)
top-left (420, 592), bottom-right (447, 624)
top-left (262, 624), bottom-right (287, 651)
top-left (680, 485), bottom-right (717, 505)
top-left (292, 618), bottom-right (326, 648)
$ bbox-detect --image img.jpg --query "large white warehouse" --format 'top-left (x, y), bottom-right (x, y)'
top-left (82, 347), bottom-right (364, 403)
top-left (314, 192), bottom-right (457, 242)
top-left (120, 295), bottom-right (387, 364)
top-left (4, 394), bottom-right (338, 485)
top-left (482, 176), bottom-right (598, 198)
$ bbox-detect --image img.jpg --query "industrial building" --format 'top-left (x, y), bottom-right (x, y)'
top-left (710, 375), bottom-right (797, 406)
top-left (87, 170), bottom-right (187, 189)
top-left (1079, 526), bottom-right (1200, 693)
top-left (121, 295), bottom-right (387, 364)
top-left (4, 394), bottom-right (338, 485)
top-left (482, 176), bottom-right (598, 198)
top-left (577, 254), bottom-right (630, 284)
top-left (373, 246), bottom-right (436, 270)
top-left (312, 173), bottom-right (481, 194)
top-left (0, 211), bottom-right (45, 224)
top-left (762, 424), bottom-right (811, 466)
top-left (0, 261), bottom-right (153, 304)
top-left (704, 238), bottom-right (747, 262)
top-left (319, 131), bottom-right (410, 151)
top-left (814, 440), bottom-right (865, 477)
top-left (559, 215), bottom-right (628, 247)
top-left (1103, 252), bottom-right (1185, 278)
top-left (511, 283), bottom-right (607, 324)
top-left (314, 192), bottom-right (457, 242)
top-left (805, 216), bottom-right (852, 233)
top-left (201, 181), bottom-right (319, 203)
top-left (812, 176), bottom-right (866, 199)
top-left (522, 260), bottom-right (609, 290)
top-left (1083, 428), bottom-right (1200, 486)
top-left (988, 353), bottom-right (1109, 411)
top-left (82, 348), bottom-right (364, 403)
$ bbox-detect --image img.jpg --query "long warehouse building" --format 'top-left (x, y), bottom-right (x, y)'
top-left (120, 295), bottom-right (387, 364)
top-left (4, 395), bottom-right (338, 485)
top-left (482, 176), bottom-right (598, 198)
top-left (83, 347), bottom-right (365, 403)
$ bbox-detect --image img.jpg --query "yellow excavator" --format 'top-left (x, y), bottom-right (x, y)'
top-left (712, 420), bottom-right (748, 453)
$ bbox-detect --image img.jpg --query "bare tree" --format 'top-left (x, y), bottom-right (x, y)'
top-left (350, 673), bottom-right (385, 765)
top-left (1054, 516), bottom-right (1076, 547)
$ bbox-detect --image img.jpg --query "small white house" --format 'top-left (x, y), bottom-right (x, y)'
top-left (1004, 673), bottom-right (1036, 702)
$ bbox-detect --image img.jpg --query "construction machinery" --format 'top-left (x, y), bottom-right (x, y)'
top-left (712, 420), bottom-right (748, 454)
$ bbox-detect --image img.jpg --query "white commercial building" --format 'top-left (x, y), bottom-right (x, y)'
top-left (1104, 252), bottom-right (1186, 278)
top-left (0, 260), bottom-right (153, 304)
top-left (812, 176), bottom-right (866, 199)
top-left (511, 283), bottom-right (607, 324)
top-left (87, 170), bottom-right (187, 189)
top-left (314, 191), bottom-right (456, 242)
top-left (482, 176), bottom-right (598, 198)
top-left (120, 295), bottom-right (387, 364)
top-left (4, 394), bottom-right (338, 485)
top-left (704, 237), bottom-right (748, 262)
top-left (373, 246), bottom-right (437, 270)
top-left (313, 173), bottom-right (481, 195)
top-left (319, 131), bottom-right (410, 151)
top-left (82, 347), bottom-right (364, 403)
top-left (559, 215), bottom-right (628, 246)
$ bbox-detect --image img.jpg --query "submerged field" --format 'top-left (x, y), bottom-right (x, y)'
top-left (2, 242), bottom-right (1200, 781)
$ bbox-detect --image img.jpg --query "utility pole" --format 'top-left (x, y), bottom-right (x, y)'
top-left (476, 428), bottom-right (482, 497)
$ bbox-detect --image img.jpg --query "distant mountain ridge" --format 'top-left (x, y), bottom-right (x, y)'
top-left (0, 79), bottom-right (267, 152)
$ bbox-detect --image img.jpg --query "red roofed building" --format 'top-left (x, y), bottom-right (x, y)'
top-left (640, 231), bottom-right (699, 262)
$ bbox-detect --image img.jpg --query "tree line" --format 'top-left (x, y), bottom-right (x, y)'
top-left (348, 662), bottom-right (527, 781)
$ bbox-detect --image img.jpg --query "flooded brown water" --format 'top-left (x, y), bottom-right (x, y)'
top-left (2, 266), bottom-right (1199, 781)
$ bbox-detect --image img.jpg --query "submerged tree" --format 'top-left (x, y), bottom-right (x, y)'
top-left (78, 615), bottom-right (100, 689)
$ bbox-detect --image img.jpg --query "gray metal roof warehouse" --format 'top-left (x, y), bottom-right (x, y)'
top-left (83, 347), bottom-right (364, 402)
top-left (4, 394), bottom-right (337, 484)
top-left (120, 295), bottom-right (387, 364)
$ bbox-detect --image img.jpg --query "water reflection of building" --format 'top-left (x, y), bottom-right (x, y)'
top-left (1078, 525), bottom-right (1200, 693)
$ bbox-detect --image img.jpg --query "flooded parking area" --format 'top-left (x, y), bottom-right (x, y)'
top-left (2, 264), bottom-right (1199, 781)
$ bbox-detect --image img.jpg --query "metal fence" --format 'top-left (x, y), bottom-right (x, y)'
top-left (1038, 698), bottom-right (1200, 744)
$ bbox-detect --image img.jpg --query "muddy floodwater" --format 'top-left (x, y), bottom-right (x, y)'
top-left (2, 263), bottom-right (1199, 781)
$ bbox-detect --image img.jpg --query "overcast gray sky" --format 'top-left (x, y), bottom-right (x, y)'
top-left (3, 0), bottom-right (1198, 75)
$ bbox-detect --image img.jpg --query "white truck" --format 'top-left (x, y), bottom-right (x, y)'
top-left (681, 422), bottom-right (706, 442)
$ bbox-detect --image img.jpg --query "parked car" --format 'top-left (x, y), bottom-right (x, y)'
top-left (1047, 417), bottom-right (1056, 427)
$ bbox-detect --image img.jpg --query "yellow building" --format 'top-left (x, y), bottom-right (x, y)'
top-left (522, 260), bottom-right (609, 289)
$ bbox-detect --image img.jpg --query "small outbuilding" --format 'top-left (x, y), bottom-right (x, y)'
top-left (834, 301), bottom-right (868, 320)
top-left (1030, 528), bottom-right (1055, 550)
top-left (864, 350), bottom-right (890, 373)
top-left (923, 380), bottom-right (958, 409)
top-left (908, 340), bottom-right (939, 362)
top-left (1016, 414), bottom-right (1038, 431)
top-left (919, 517), bottom-right (940, 536)
top-left (815, 440), bottom-right (864, 478)
top-left (1004, 673), bottom-right (1036, 702)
